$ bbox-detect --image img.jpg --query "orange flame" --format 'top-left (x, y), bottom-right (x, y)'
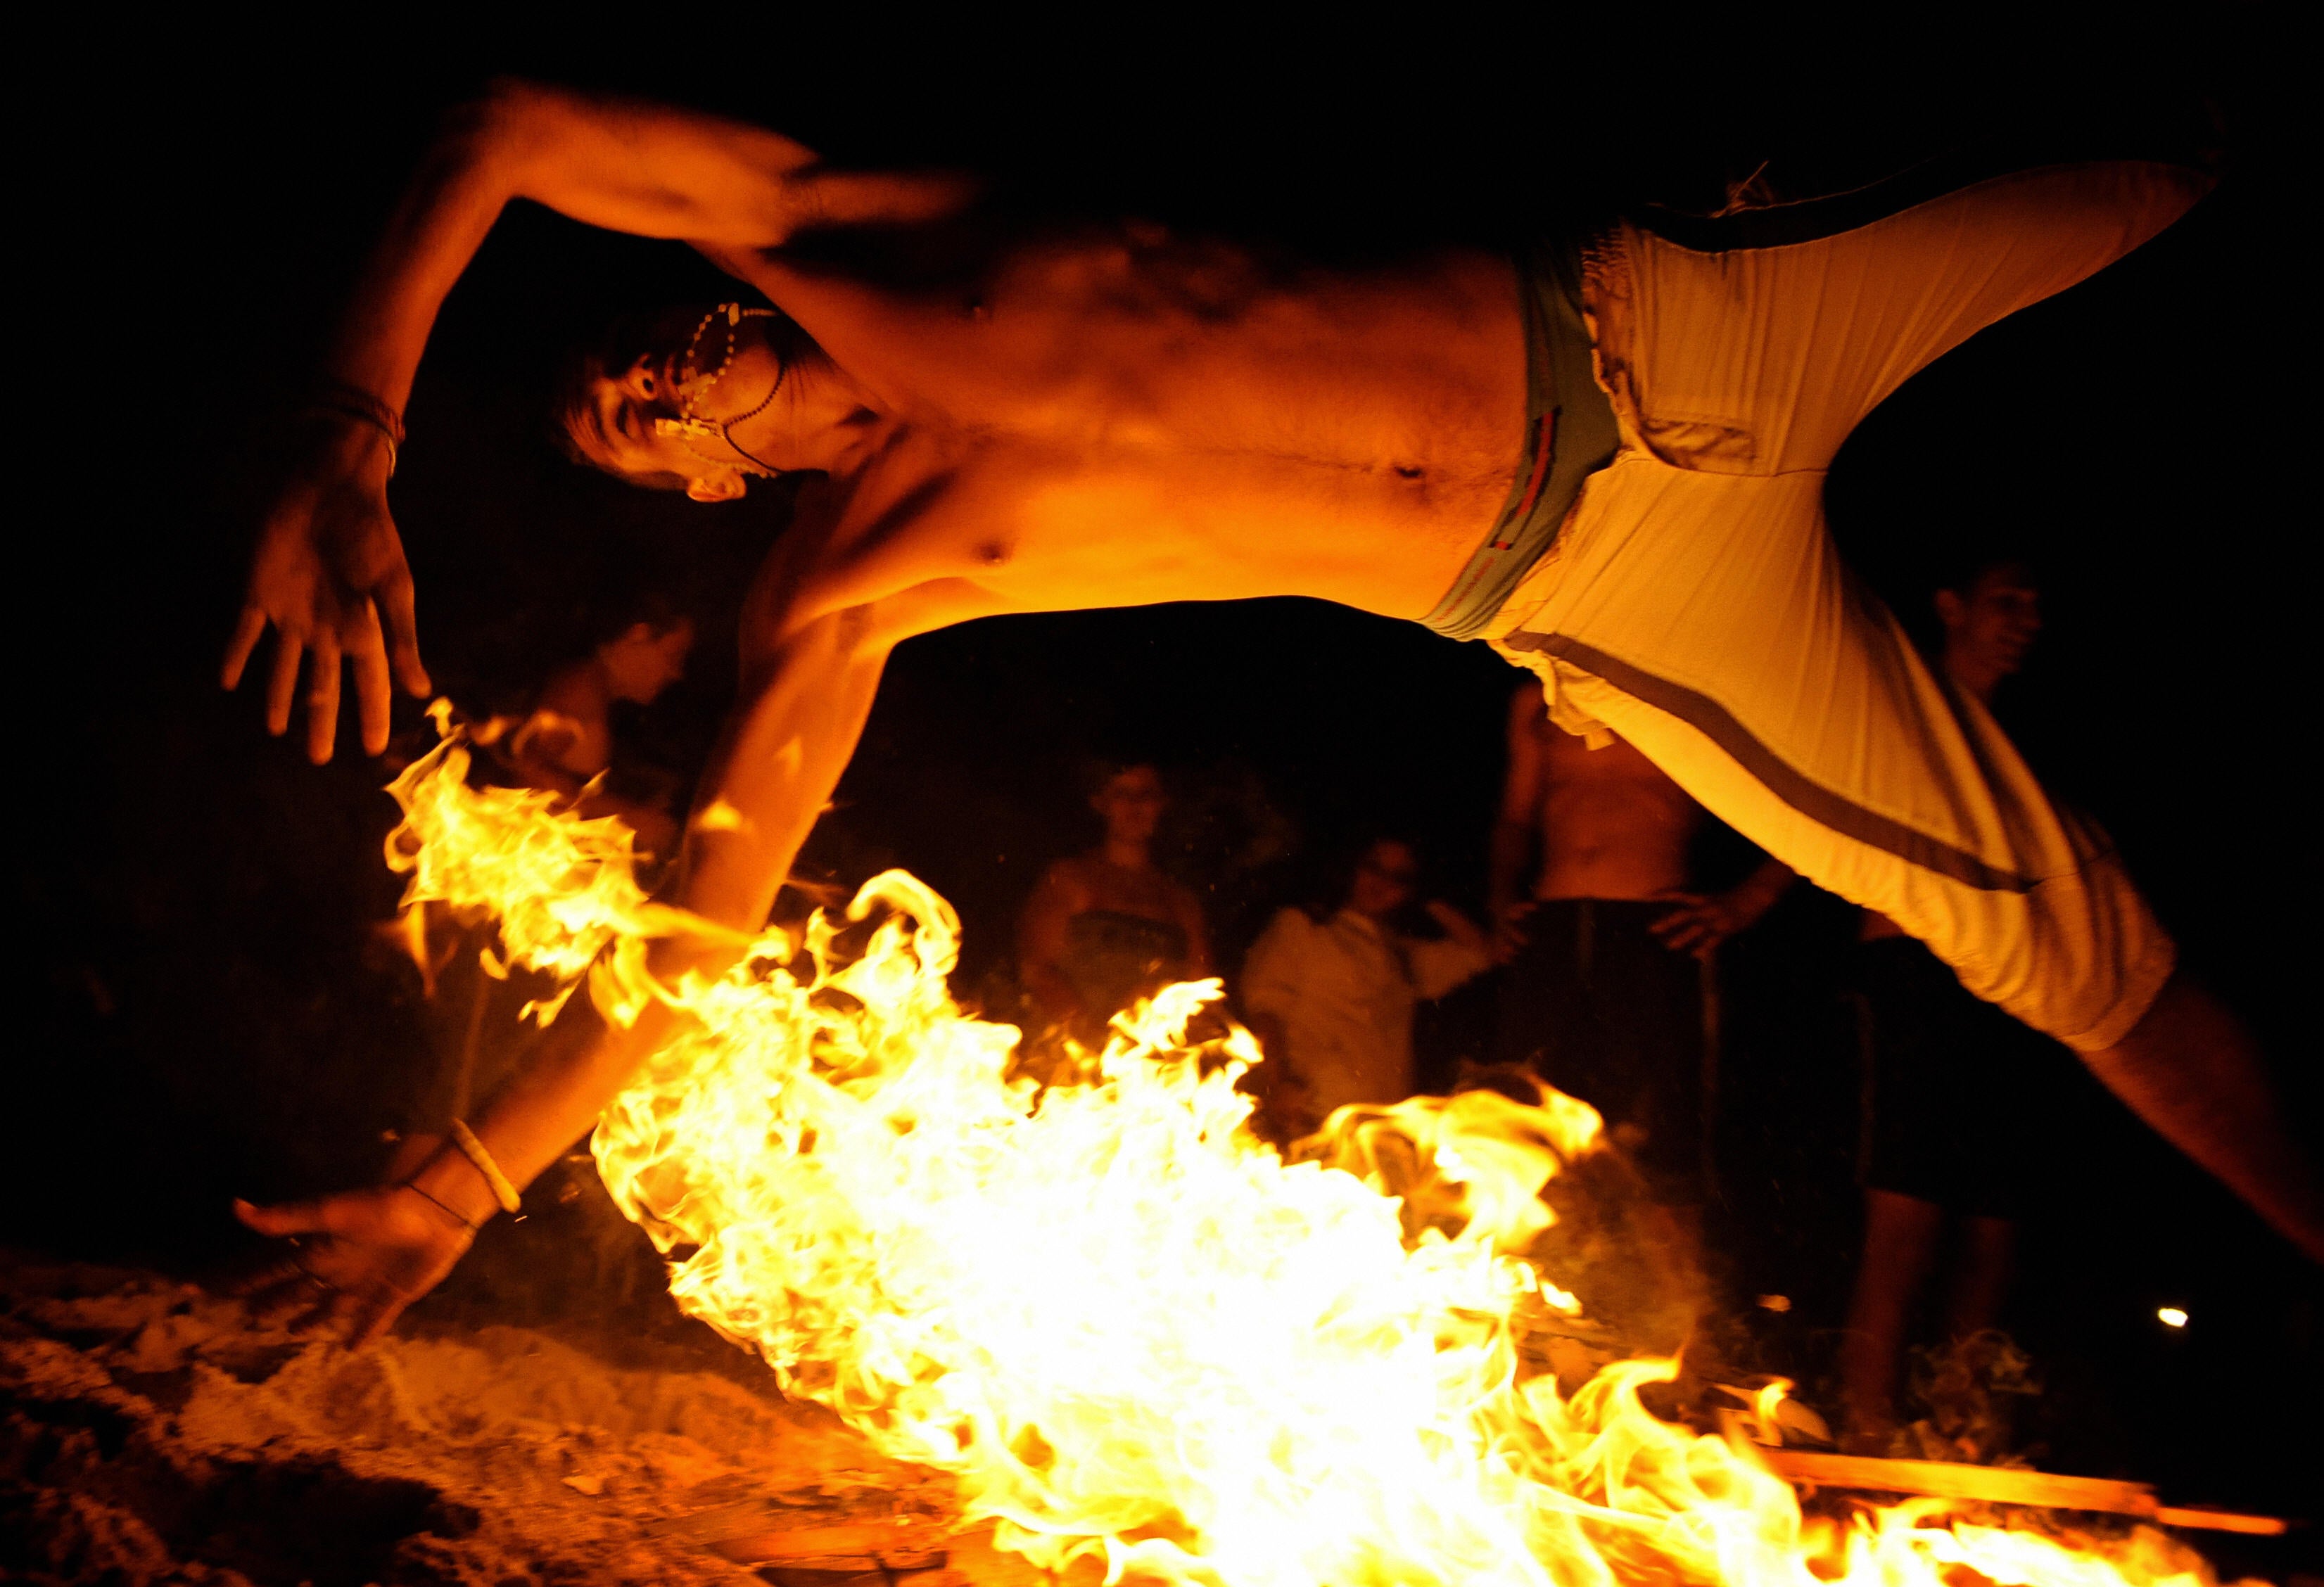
top-left (384, 722), bottom-right (2243, 1587)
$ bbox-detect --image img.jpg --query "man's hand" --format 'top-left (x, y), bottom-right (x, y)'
top-left (1650, 858), bottom-right (1796, 960)
top-left (1492, 899), bottom-right (1537, 962)
top-left (1647, 889), bottom-right (1763, 959)
top-left (231, 1183), bottom-right (473, 1346)
top-left (1424, 899), bottom-right (1492, 958)
top-left (222, 416), bottom-right (429, 762)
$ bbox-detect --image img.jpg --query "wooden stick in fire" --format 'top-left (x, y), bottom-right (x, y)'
top-left (1758, 1450), bottom-right (2291, 1536)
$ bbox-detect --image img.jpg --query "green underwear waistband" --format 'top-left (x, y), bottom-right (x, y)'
top-left (1418, 235), bottom-right (1620, 641)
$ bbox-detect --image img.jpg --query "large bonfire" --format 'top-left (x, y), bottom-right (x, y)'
top-left (384, 718), bottom-right (2228, 1587)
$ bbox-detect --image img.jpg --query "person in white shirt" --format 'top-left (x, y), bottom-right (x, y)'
top-left (1241, 839), bottom-right (1494, 1138)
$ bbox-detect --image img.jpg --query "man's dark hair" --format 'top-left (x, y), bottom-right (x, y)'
top-left (1077, 756), bottom-right (1165, 803)
top-left (591, 589), bottom-right (692, 648)
top-left (1300, 831), bottom-right (1421, 923)
top-left (1936, 554), bottom-right (2041, 601)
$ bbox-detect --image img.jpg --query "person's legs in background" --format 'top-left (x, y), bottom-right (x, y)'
top-left (1841, 1186), bottom-right (1947, 1451)
top-left (1840, 938), bottom-right (2041, 1448)
top-left (1945, 1214), bottom-right (2017, 1341)
top-left (1593, 901), bottom-right (1711, 1296)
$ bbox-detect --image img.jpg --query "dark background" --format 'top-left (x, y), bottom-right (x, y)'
top-left (15, 13), bottom-right (2316, 1535)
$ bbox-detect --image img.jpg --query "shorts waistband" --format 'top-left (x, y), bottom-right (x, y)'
top-left (1417, 231), bottom-right (1620, 642)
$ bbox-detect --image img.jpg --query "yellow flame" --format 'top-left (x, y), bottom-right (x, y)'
top-left (385, 724), bottom-right (2241, 1587)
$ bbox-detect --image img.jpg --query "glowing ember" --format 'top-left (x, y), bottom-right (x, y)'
top-left (2157, 1308), bottom-right (2190, 1330)
top-left (385, 722), bottom-right (2244, 1587)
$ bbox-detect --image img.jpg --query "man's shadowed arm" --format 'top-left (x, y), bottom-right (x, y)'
top-left (236, 518), bottom-right (1022, 1341)
top-left (224, 78), bottom-right (977, 762)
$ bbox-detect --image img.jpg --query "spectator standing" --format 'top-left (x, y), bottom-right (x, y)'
top-left (504, 595), bottom-right (697, 865)
top-left (1018, 762), bottom-right (1213, 1051)
top-left (1487, 684), bottom-right (1793, 1249)
top-left (1839, 556), bottom-right (2061, 1452)
top-left (1243, 838), bottom-right (1492, 1138)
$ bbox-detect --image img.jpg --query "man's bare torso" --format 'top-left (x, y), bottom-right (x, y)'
top-left (731, 227), bottom-right (1528, 629)
top-left (1525, 710), bottom-right (1701, 902)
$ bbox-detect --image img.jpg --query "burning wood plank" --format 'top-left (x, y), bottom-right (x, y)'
top-left (1759, 1451), bottom-right (2290, 1535)
top-left (645, 1493), bottom-right (958, 1580)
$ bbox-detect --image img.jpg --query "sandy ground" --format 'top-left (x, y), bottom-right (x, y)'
top-left (0, 1251), bottom-right (1050, 1587)
top-left (0, 1133), bottom-right (1736, 1587)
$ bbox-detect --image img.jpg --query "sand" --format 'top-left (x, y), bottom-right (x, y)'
top-left (0, 1251), bottom-right (1041, 1587)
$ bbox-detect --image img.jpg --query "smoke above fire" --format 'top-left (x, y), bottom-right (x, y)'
top-left (384, 720), bottom-right (2236, 1587)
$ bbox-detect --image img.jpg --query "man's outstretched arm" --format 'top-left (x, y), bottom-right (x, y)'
top-left (235, 570), bottom-right (1015, 1341)
top-left (224, 79), bottom-right (976, 762)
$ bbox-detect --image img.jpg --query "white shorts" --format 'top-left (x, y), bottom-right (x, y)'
top-left (1490, 161), bottom-right (2207, 1052)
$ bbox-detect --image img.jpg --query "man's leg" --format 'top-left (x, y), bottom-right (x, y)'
top-left (1944, 1216), bottom-right (2017, 1341)
top-left (1505, 464), bottom-right (2170, 1045)
top-left (1841, 1187), bottom-right (1945, 1453)
top-left (2087, 979), bottom-right (2324, 1261)
top-left (1592, 904), bottom-right (1708, 1192)
top-left (1491, 902), bottom-right (1583, 1090)
top-left (1596, 160), bottom-right (2214, 477)
top-left (1494, 158), bottom-right (2320, 1257)
top-left (1594, 903), bottom-right (1712, 1301)
top-left (1506, 487), bottom-right (2323, 1259)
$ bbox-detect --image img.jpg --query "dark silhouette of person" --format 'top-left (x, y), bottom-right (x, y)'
top-left (1839, 556), bottom-right (2060, 1451)
top-left (1487, 685), bottom-right (1793, 1269)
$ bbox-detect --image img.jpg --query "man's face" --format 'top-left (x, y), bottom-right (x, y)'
top-left (1092, 767), bottom-right (1167, 847)
top-left (1939, 564), bottom-right (2043, 681)
top-left (569, 310), bottom-right (783, 500)
top-left (1348, 841), bottom-right (1420, 921)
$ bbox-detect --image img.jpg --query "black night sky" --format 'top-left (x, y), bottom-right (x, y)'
top-left (18, 16), bottom-right (2318, 1530)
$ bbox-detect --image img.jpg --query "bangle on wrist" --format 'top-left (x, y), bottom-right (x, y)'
top-left (447, 1118), bottom-right (522, 1215)
top-left (297, 378), bottom-right (406, 477)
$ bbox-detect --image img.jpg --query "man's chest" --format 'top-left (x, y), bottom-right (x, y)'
top-left (917, 442), bottom-right (1516, 618)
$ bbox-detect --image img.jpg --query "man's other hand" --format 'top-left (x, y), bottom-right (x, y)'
top-left (1647, 888), bottom-right (1762, 960)
top-left (230, 1184), bottom-right (472, 1346)
top-left (222, 416), bottom-right (430, 762)
top-left (1492, 900), bottom-right (1537, 962)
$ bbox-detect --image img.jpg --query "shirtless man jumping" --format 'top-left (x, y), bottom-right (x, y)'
top-left (222, 79), bottom-right (2320, 1339)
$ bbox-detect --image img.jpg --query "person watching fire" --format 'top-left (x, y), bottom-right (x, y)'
top-left (384, 593), bottom-right (698, 1187)
top-left (1240, 837), bottom-right (1492, 1141)
top-left (1838, 554), bottom-right (2067, 1453)
top-left (500, 594), bottom-right (697, 869)
top-left (220, 79), bottom-right (2316, 1340)
top-left (1017, 760), bottom-right (1212, 1053)
top-left (1486, 687), bottom-right (1796, 1261)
